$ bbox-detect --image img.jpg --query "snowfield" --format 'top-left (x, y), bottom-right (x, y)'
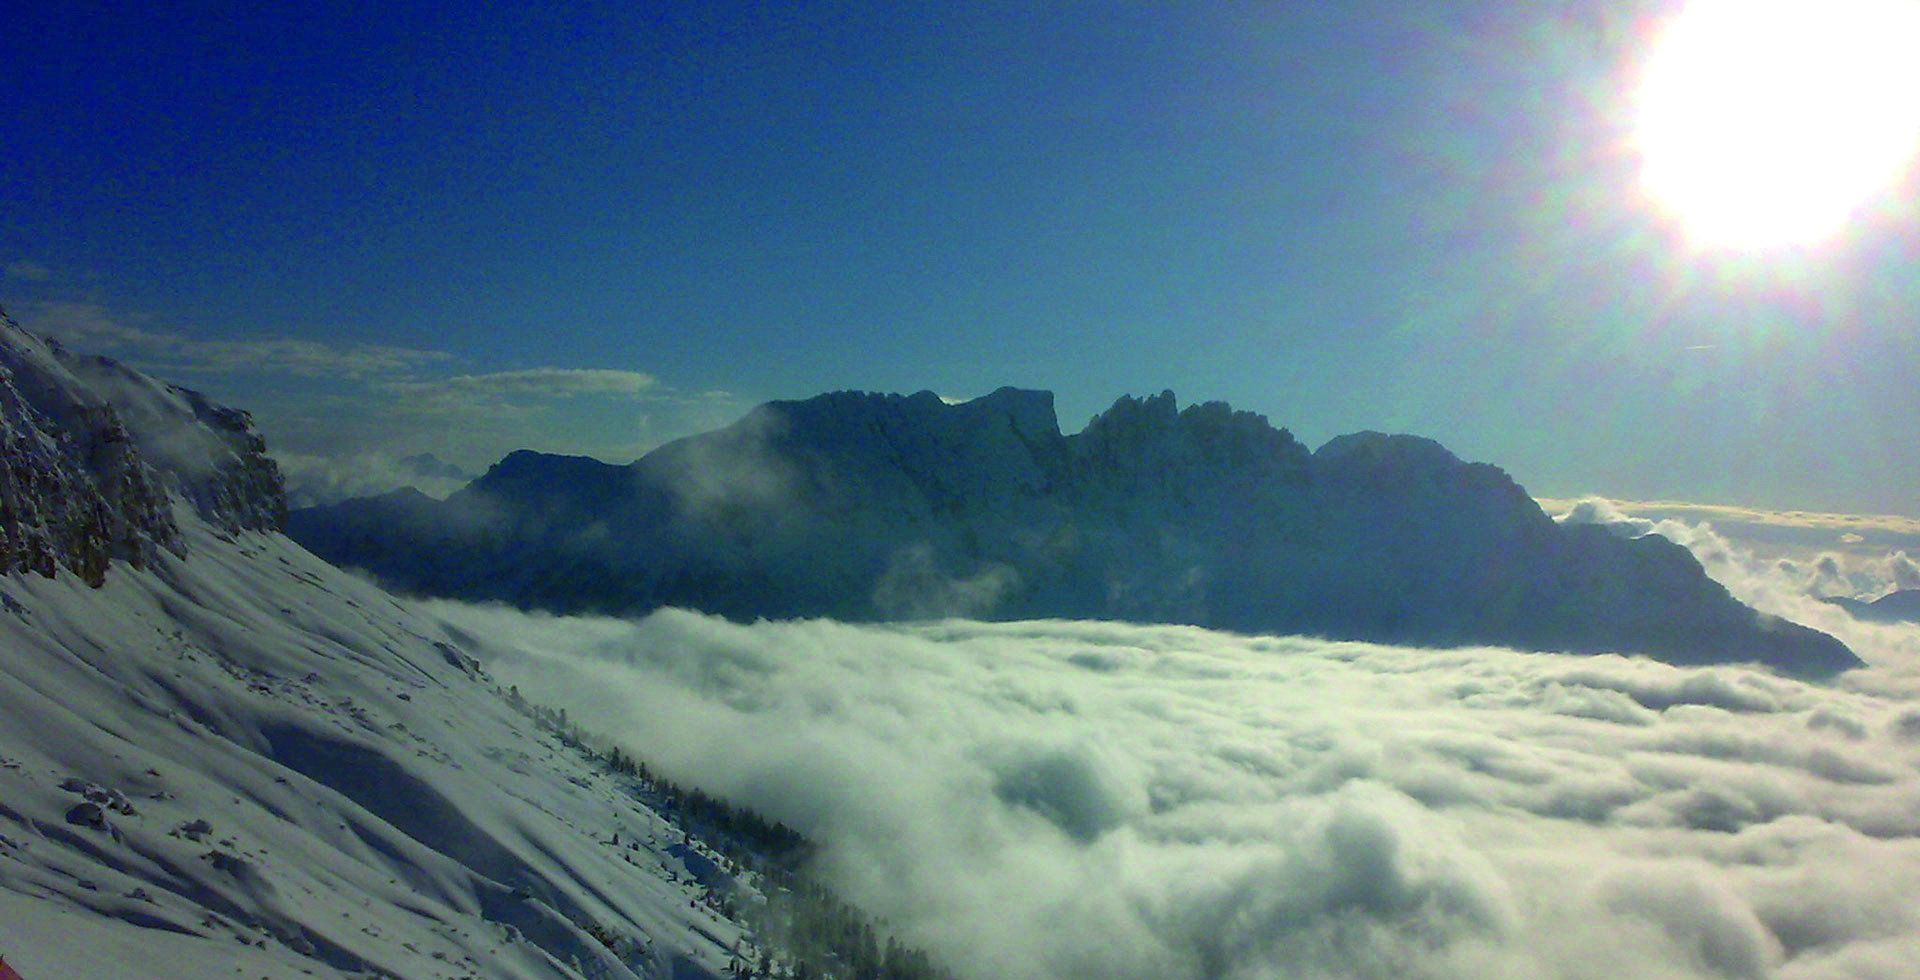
top-left (0, 518), bottom-right (754, 980)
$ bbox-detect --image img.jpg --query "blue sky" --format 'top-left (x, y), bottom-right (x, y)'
top-left (4, 0), bottom-right (1918, 515)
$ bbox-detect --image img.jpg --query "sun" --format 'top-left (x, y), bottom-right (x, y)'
top-left (1633, 0), bottom-right (1920, 248)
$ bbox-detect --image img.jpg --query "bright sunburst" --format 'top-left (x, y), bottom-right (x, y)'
top-left (1634, 0), bottom-right (1920, 248)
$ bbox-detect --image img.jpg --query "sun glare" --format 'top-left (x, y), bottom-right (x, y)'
top-left (1634, 0), bottom-right (1920, 248)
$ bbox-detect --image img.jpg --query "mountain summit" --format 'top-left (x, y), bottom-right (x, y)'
top-left (290, 387), bottom-right (1860, 677)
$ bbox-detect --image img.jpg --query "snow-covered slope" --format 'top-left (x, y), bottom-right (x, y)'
top-left (0, 526), bottom-right (754, 979)
top-left (290, 389), bottom-right (1860, 677)
top-left (0, 313), bottom-right (799, 979)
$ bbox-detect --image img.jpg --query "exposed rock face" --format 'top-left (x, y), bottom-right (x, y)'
top-left (289, 387), bottom-right (1862, 677)
top-left (0, 309), bottom-right (285, 585)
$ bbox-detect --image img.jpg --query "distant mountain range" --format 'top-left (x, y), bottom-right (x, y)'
top-left (1824, 589), bottom-right (1920, 624)
top-left (287, 387), bottom-right (1861, 677)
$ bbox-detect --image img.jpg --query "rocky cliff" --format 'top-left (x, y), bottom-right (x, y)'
top-left (0, 309), bottom-right (285, 585)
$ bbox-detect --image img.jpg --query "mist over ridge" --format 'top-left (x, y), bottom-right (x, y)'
top-left (292, 386), bottom-right (1858, 677)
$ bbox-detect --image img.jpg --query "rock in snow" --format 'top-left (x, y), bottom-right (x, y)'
top-left (291, 388), bottom-right (1860, 677)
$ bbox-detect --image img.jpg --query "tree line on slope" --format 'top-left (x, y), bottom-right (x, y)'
top-left (504, 685), bottom-right (955, 980)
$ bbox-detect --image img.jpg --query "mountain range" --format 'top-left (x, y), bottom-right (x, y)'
top-left (288, 387), bottom-right (1860, 677)
top-left (0, 310), bottom-right (1881, 977)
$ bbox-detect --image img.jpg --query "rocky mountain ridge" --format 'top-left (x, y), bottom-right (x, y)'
top-left (0, 309), bottom-right (284, 585)
top-left (290, 387), bottom-right (1861, 677)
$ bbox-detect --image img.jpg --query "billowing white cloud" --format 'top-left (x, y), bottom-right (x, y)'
top-left (426, 603), bottom-right (1920, 980)
top-left (1536, 498), bottom-right (1920, 539)
top-left (1555, 495), bottom-right (1657, 537)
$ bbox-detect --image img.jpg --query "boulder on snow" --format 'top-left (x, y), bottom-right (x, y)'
top-left (64, 801), bottom-right (108, 831)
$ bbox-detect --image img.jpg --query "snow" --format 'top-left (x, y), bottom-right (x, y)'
top-left (0, 519), bottom-right (753, 979)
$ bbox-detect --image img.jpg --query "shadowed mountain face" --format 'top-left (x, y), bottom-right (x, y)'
top-left (1825, 589), bottom-right (1920, 624)
top-left (288, 387), bottom-right (1861, 677)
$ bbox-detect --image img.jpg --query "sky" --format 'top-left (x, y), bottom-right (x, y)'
top-left (4, 0), bottom-right (1919, 514)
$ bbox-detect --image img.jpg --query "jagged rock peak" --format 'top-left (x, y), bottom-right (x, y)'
top-left (739, 386), bottom-right (1063, 441)
top-left (1076, 390), bottom-right (1311, 478)
top-left (482, 448), bottom-right (618, 479)
top-left (0, 309), bottom-right (286, 585)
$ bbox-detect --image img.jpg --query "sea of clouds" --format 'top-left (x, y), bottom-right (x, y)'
top-left (426, 504), bottom-right (1920, 980)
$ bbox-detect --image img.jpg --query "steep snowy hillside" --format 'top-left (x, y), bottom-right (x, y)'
top-left (0, 313), bottom-right (913, 980)
top-left (0, 526), bottom-right (757, 979)
top-left (291, 389), bottom-right (1859, 677)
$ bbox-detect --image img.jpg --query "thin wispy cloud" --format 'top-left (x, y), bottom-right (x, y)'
top-left (272, 450), bottom-right (473, 507)
top-left (16, 301), bottom-right (451, 378)
top-left (386, 367), bottom-right (659, 401)
top-left (4, 260), bottom-right (53, 282)
top-left (4, 300), bottom-right (735, 485)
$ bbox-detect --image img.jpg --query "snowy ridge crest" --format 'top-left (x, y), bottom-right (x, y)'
top-left (0, 309), bottom-right (285, 585)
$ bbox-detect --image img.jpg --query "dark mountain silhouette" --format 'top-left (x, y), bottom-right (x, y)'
top-left (287, 388), bottom-right (1861, 677)
top-left (1823, 589), bottom-right (1920, 624)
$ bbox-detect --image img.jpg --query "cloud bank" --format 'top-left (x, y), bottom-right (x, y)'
top-left (3, 260), bottom-right (53, 282)
top-left (429, 602), bottom-right (1920, 980)
top-left (1540, 496), bottom-right (1920, 563)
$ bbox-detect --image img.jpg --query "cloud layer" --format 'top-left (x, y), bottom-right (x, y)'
top-left (430, 601), bottom-right (1920, 980)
